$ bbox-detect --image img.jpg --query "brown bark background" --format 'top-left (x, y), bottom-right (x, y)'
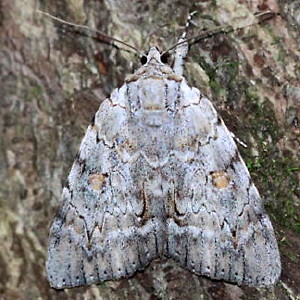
top-left (1, 0), bottom-right (299, 299)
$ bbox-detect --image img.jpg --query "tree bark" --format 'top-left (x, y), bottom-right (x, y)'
top-left (1, 0), bottom-right (299, 299)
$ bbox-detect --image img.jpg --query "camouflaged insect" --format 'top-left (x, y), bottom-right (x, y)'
top-left (46, 40), bottom-right (281, 289)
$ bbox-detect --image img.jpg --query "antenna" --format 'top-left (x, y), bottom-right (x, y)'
top-left (37, 10), bottom-right (145, 56)
top-left (162, 10), bottom-right (277, 55)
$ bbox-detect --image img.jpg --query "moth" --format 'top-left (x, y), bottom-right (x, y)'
top-left (44, 11), bottom-right (281, 289)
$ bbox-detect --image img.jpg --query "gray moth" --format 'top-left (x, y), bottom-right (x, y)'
top-left (46, 34), bottom-right (281, 289)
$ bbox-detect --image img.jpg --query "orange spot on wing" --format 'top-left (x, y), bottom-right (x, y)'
top-left (211, 170), bottom-right (230, 189)
top-left (89, 173), bottom-right (107, 191)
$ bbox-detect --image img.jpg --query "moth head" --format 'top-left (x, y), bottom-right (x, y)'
top-left (140, 46), bottom-right (172, 66)
top-left (140, 47), bottom-right (162, 65)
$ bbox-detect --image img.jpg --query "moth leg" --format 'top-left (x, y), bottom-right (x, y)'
top-left (230, 132), bottom-right (248, 148)
top-left (173, 11), bottom-right (196, 75)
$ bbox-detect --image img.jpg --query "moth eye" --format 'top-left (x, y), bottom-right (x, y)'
top-left (140, 55), bottom-right (147, 65)
top-left (160, 53), bottom-right (169, 64)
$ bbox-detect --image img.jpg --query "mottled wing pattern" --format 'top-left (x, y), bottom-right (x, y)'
top-left (46, 93), bottom-right (164, 289)
top-left (47, 47), bottom-right (281, 289)
top-left (166, 91), bottom-right (281, 286)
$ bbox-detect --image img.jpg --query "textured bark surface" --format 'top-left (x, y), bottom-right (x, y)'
top-left (0, 0), bottom-right (299, 299)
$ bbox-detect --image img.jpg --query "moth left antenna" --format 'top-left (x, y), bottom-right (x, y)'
top-left (37, 10), bottom-right (145, 56)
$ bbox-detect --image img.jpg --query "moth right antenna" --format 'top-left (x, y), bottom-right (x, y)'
top-left (37, 10), bottom-right (145, 57)
top-left (162, 10), bottom-right (277, 55)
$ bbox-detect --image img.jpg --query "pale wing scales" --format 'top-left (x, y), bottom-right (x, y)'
top-left (46, 91), bottom-right (163, 289)
top-left (167, 89), bottom-right (281, 286)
